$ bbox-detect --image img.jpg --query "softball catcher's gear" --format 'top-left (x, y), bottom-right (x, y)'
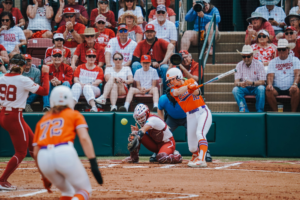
top-left (50, 86), bottom-right (74, 108)
top-left (41, 177), bottom-right (52, 193)
top-left (133, 104), bottom-right (150, 127)
top-left (127, 133), bottom-right (140, 152)
top-left (89, 158), bottom-right (103, 185)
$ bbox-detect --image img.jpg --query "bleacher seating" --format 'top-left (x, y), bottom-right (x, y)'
top-left (26, 38), bottom-right (53, 60)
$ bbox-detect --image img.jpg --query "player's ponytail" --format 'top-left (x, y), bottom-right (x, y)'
top-left (50, 106), bottom-right (69, 114)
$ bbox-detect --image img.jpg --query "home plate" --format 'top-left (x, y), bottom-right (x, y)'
top-left (123, 166), bottom-right (149, 168)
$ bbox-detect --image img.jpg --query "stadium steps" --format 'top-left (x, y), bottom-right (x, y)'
top-left (204, 73), bottom-right (234, 83)
top-left (205, 64), bottom-right (236, 73)
top-left (204, 92), bottom-right (235, 101)
top-left (205, 83), bottom-right (234, 92)
top-left (192, 52), bottom-right (241, 64)
top-left (206, 102), bottom-right (239, 112)
top-left (190, 43), bottom-right (244, 53)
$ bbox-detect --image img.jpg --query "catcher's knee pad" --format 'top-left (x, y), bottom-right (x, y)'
top-left (173, 154), bottom-right (182, 164)
top-left (156, 153), bottom-right (172, 164)
top-left (130, 149), bottom-right (139, 163)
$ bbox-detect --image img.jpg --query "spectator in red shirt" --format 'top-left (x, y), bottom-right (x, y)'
top-left (277, 12), bottom-right (300, 40)
top-left (0, 44), bottom-right (9, 64)
top-left (72, 28), bottom-right (105, 71)
top-left (283, 26), bottom-right (300, 59)
top-left (132, 24), bottom-right (174, 91)
top-left (72, 49), bottom-right (104, 112)
top-left (245, 12), bottom-right (275, 45)
top-left (41, 49), bottom-right (73, 112)
top-left (94, 14), bottom-right (115, 49)
top-left (0, 0), bottom-right (24, 27)
top-left (120, 10), bottom-right (143, 42)
top-left (45, 33), bottom-right (71, 65)
top-left (148, 0), bottom-right (176, 23)
top-left (55, 0), bottom-right (89, 26)
top-left (90, 0), bottom-right (116, 29)
top-left (56, 7), bottom-right (85, 55)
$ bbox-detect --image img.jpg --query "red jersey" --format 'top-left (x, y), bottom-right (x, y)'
top-left (74, 42), bottom-right (105, 65)
top-left (74, 64), bottom-right (104, 84)
top-left (33, 108), bottom-right (88, 147)
top-left (95, 28), bottom-right (115, 49)
top-left (148, 7), bottom-right (176, 21)
top-left (133, 38), bottom-right (169, 62)
top-left (41, 63), bottom-right (73, 85)
top-left (56, 23), bottom-right (86, 48)
top-left (171, 78), bottom-right (205, 113)
top-left (182, 60), bottom-right (202, 79)
top-left (0, 8), bottom-right (23, 24)
top-left (90, 9), bottom-right (116, 28)
top-left (58, 4), bottom-right (89, 27)
top-left (44, 46), bottom-right (71, 63)
top-left (0, 44), bottom-right (6, 52)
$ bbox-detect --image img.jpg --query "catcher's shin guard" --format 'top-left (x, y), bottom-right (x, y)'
top-left (156, 153), bottom-right (182, 164)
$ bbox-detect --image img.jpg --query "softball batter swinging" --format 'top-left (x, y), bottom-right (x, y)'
top-left (166, 68), bottom-right (212, 167)
top-left (33, 86), bottom-right (103, 200)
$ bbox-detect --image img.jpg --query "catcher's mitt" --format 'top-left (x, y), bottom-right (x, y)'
top-left (127, 132), bottom-right (139, 152)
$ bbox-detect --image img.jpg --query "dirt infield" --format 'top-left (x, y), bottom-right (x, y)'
top-left (1, 158), bottom-right (300, 199)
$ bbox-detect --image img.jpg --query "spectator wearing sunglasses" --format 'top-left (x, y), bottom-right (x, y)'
top-left (72, 49), bottom-right (104, 112)
top-left (148, 0), bottom-right (176, 23)
top-left (255, 0), bottom-right (286, 35)
top-left (23, 0), bottom-right (53, 40)
top-left (277, 12), bottom-right (300, 40)
top-left (281, 26), bottom-right (300, 59)
top-left (45, 33), bottom-right (71, 65)
top-left (22, 54), bottom-right (41, 112)
top-left (148, 5), bottom-right (177, 46)
top-left (41, 49), bottom-right (73, 112)
top-left (56, 7), bottom-right (86, 56)
top-left (232, 45), bottom-right (266, 112)
top-left (120, 10), bottom-right (143, 42)
top-left (94, 14), bottom-right (115, 49)
top-left (0, 0), bottom-right (24, 27)
top-left (0, 12), bottom-right (26, 58)
top-left (72, 28), bottom-right (105, 71)
top-left (266, 39), bottom-right (300, 112)
top-left (105, 24), bottom-right (137, 67)
top-left (118, 0), bottom-right (143, 26)
top-left (90, 0), bottom-right (116, 29)
top-left (245, 12), bottom-right (275, 45)
top-left (95, 52), bottom-right (133, 111)
top-left (55, 0), bottom-right (89, 26)
top-left (251, 29), bottom-right (276, 72)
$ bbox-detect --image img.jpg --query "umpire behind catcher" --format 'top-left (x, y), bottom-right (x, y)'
top-left (149, 88), bottom-right (212, 162)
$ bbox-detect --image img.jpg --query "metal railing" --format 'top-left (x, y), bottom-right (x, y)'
top-left (198, 13), bottom-right (216, 94)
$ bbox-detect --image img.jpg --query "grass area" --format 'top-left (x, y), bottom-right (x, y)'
top-left (1, 156), bottom-right (300, 163)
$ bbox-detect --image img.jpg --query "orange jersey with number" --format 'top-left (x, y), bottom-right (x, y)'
top-left (171, 78), bottom-right (205, 113)
top-left (33, 108), bottom-right (88, 147)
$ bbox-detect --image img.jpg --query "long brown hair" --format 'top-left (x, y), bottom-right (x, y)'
top-left (124, 0), bottom-right (136, 11)
top-left (48, 106), bottom-right (69, 114)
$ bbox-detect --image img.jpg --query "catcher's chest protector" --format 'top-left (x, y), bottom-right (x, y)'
top-left (146, 115), bottom-right (168, 143)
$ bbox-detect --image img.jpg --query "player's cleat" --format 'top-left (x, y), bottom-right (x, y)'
top-left (149, 153), bottom-right (157, 162)
top-left (152, 107), bottom-right (158, 112)
top-left (42, 107), bottom-right (50, 112)
top-left (0, 181), bottom-right (17, 191)
top-left (25, 104), bottom-right (33, 112)
top-left (90, 106), bottom-right (98, 112)
top-left (122, 156), bottom-right (139, 163)
top-left (94, 95), bottom-right (106, 105)
top-left (205, 150), bottom-right (212, 162)
top-left (118, 106), bottom-right (127, 112)
top-left (110, 105), bottom-right (117, 111)
top-left (188, 158), bottom-right (207, 168)
top-left (188, 152), bottom-right (199, 165)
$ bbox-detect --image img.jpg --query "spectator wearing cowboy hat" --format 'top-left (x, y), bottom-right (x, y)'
top-left (45, 33), bottom-right (71, 65)
top-left (277, 12), bottom-right (300, 40)
top-left (0, 43), bottom-right (9, 64)
top-left (22, 54), bottom-right (41, 112)
top-left (56, 7), bottom-right (86, 55)
top-left (41, 49), bottom-right (73, 112)
top-left (148, 0), bottom-right (176, 23)
top-left (94, 14), bottom-right (115, 49)
top-left (23, 0), bottom-right (54, 40)
top-left (266, 39), bottom-right (300, 112)
top-left (120, 10), bottom-right (143, 43)
top-left (232, 45), bottom-right (266, 112)
top-left (255, 0), bottom-right (286, 35)
top-left (105, 24), bottom-right (137, 67)
top-left (72, 28), bottom-right (105, 71)
top-left (148, 5), bottom-right (177, 46)
top-left (181, 0), bottom-right (221, 55)
top-left (55, 0), bottom-right (89, 26)
top-left (245, 12), bottom-right (275, 45)
top-left (119, 55), bottom-right (160, 112)
top-left (90, 0), bottom-right (116, 29)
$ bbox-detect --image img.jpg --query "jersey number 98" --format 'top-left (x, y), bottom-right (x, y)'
top-left (0, 84), bottom-right (17, 101)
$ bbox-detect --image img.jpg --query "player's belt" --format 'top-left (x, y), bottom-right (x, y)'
top-left (2, 107), bottom-right (23, 112)
top-left (40, 142), bottom-right (69, 150)
top-left (188, 106), bottom-right (206, 114)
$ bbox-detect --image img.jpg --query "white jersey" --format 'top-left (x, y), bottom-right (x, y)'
top-left (148, 19), bottom-right (178, 42)
top-left (0, 74), bottom-right (39, 109)
top-left (105, 37), bottom-right (137, 67)
top-left (145, 116), bottom-right (173, 143)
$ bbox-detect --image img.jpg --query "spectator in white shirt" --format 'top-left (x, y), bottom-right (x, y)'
top-left (119, 55), bottom-right (159, 112)
top-left (95, 52), bottom-right (134, 111)
top-left (266, 39), bottom-right (300, 112)
top-left (118, 0), bottom-right (143, 26)
top-left (148, 5), bottom-right (177, 46)
top-left (288, 0), bottom-right (300, 14)
top-left (255, 0), bottom-right (286, 35)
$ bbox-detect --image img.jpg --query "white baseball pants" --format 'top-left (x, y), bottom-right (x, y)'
top-left (72, 83), bottom-right (101, 104)
top-left (186, 105), bottom-right (212, 153)
top-left (37, 143), bottom-right (92, 197)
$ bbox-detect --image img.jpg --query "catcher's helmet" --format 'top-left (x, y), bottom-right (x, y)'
top-left (50, 86), bottom-right (74, 108)
top-left (166, 68), bottom-right (183, 87)
top-left (133, 104), bottom-right (150, 127)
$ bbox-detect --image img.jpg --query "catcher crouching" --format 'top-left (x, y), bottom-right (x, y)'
top-left (124, 103), bottom-right (182, 164)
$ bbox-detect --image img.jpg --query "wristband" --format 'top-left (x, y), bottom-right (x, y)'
top-left (70, 29), bottom-right (74, 33)
top-left (89, 158), bottom-right (97, 168)
top-left (137, 130), bottom-right (144, 139)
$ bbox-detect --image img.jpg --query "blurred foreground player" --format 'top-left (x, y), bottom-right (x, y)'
top-left (33, 86), bottom-right (103, 199)
top-left (0, 54), bottom-right (50, 190)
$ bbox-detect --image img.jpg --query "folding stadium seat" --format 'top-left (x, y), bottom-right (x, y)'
top-left (31, 57), bottom-right (42, 68)
top-left (26, 38), bottom-right (53, 59)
